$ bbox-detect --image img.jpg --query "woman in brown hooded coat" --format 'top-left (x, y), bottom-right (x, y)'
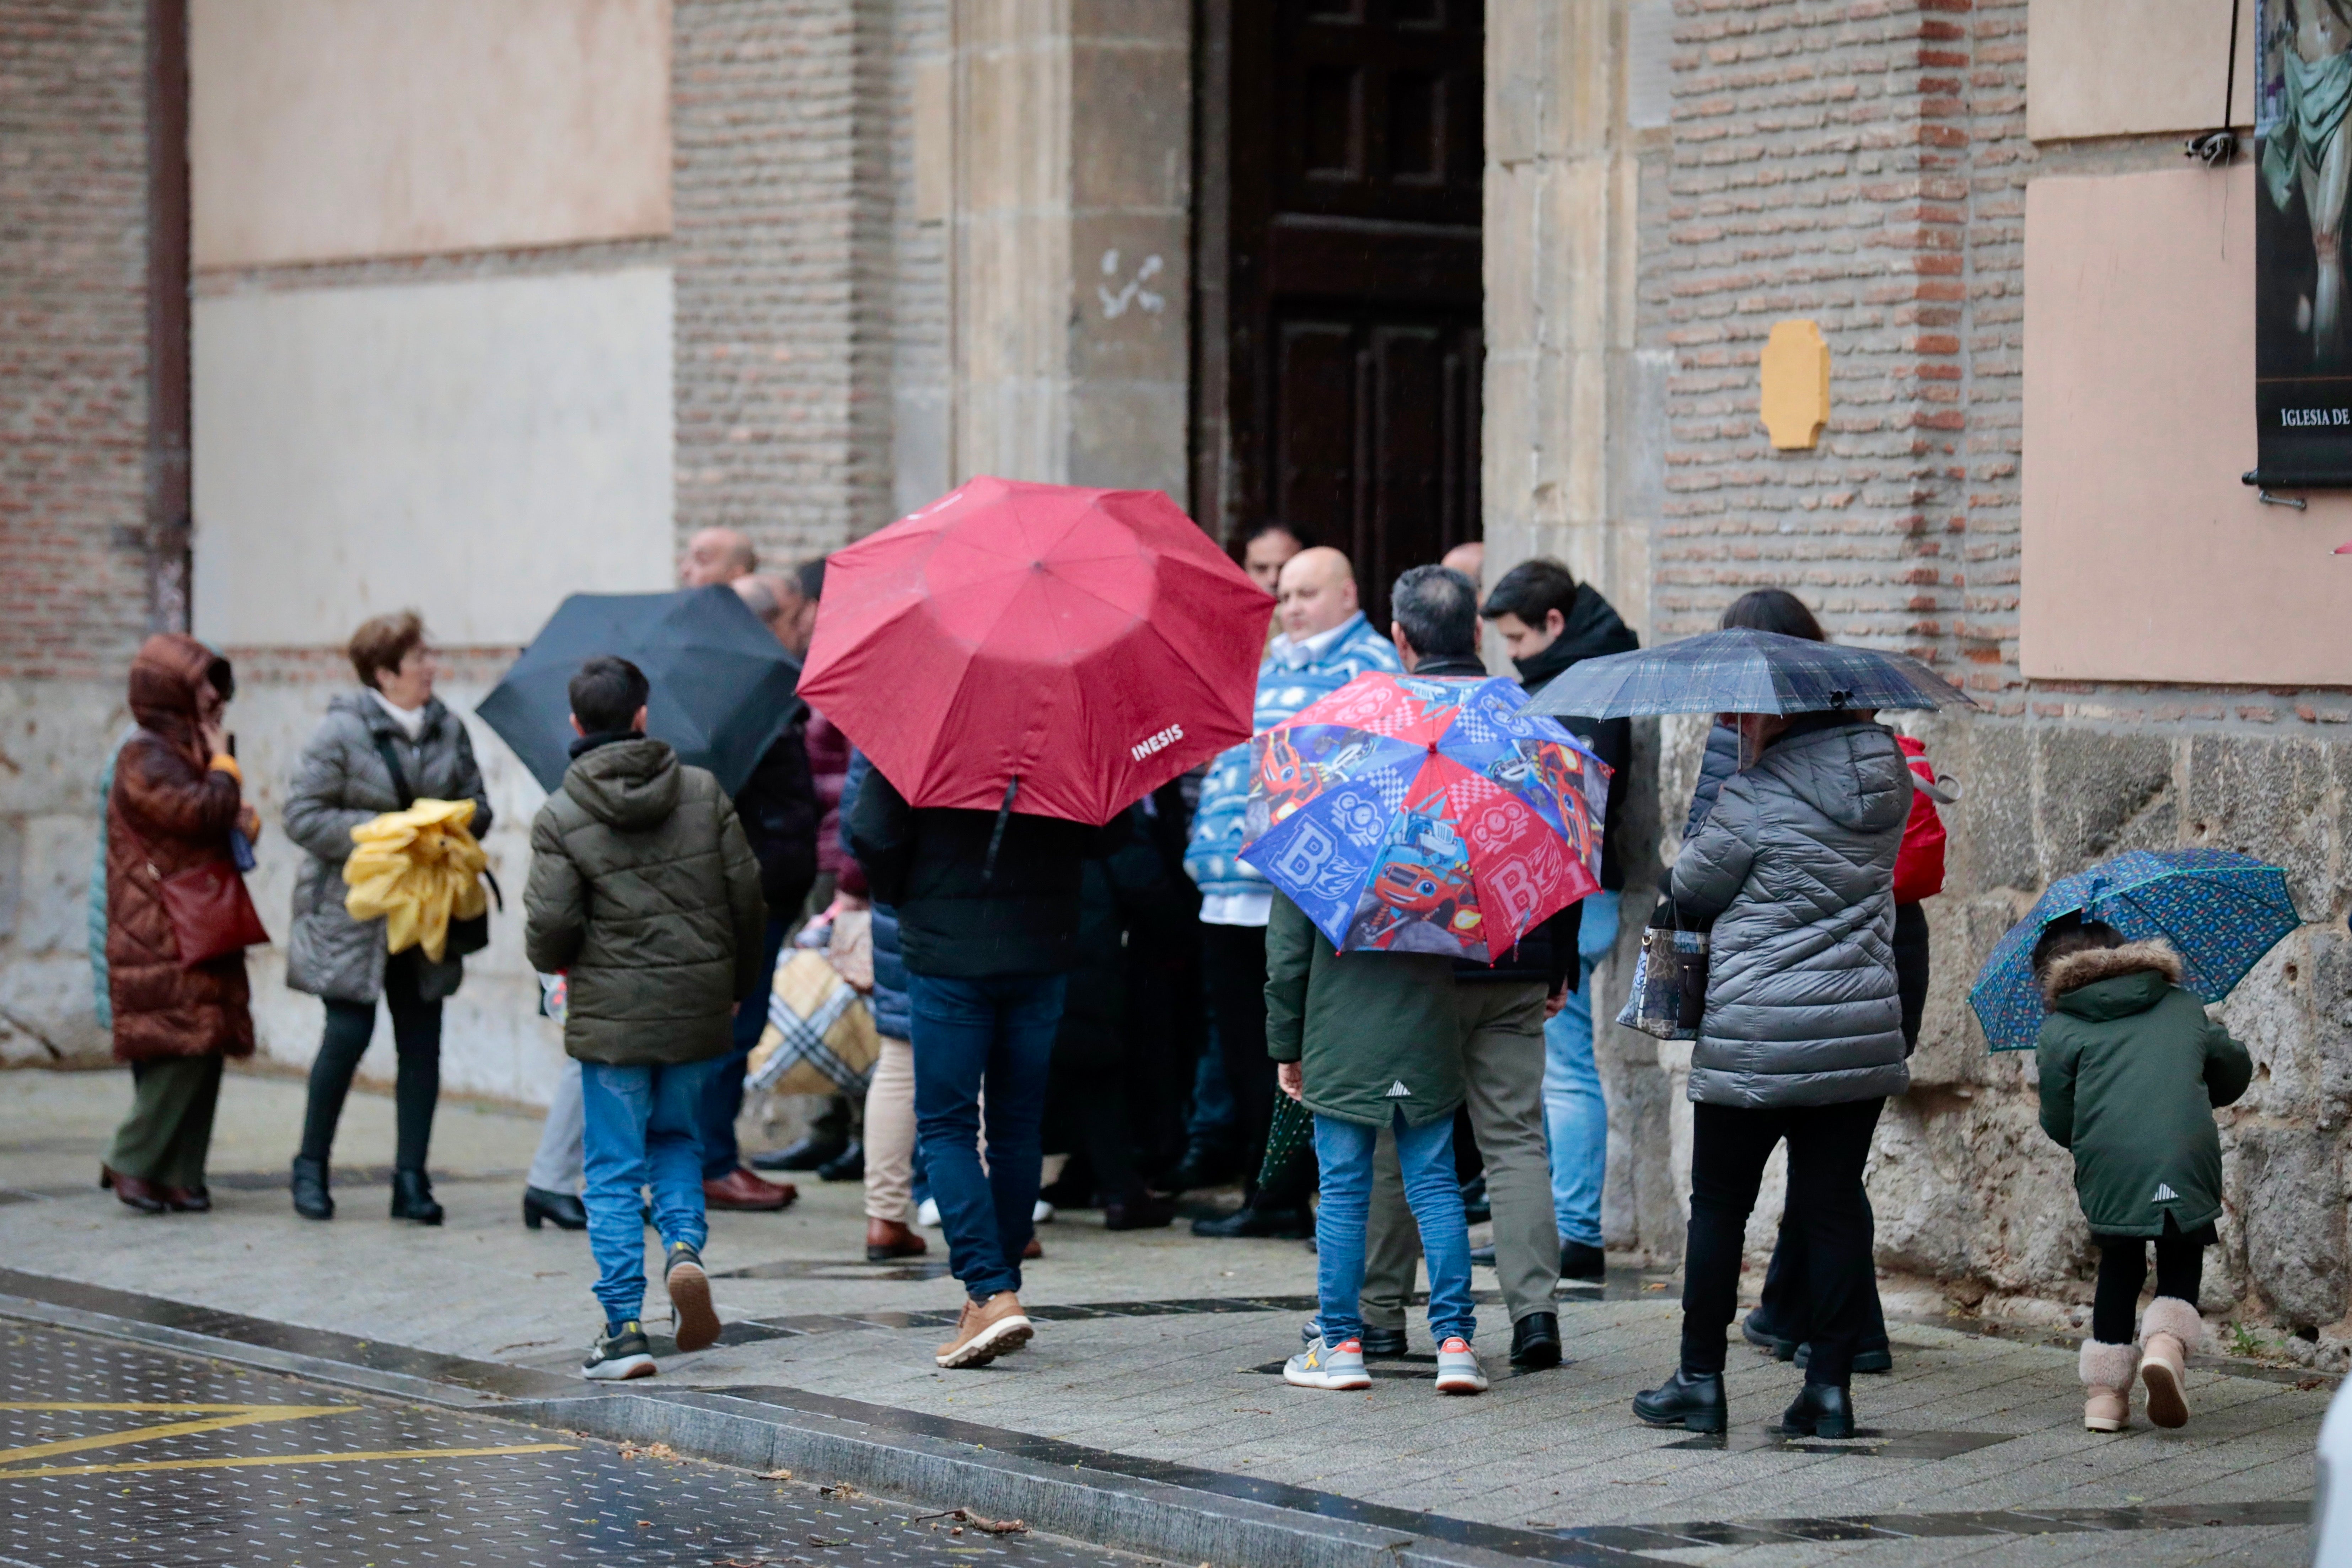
top-left (101, 634), bottom-right (261, 1213)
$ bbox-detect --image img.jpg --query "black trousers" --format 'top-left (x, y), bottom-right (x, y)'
top-left (1203, 922), bottom-right (1311, 1205)
top-left (2091, 1215), bottom-right (2208, 1344)
top-left (1892, 901), bottom-right (1930, 1053)
top-left (300, 950), bottom-right (442, 1172)
top-left (1682, 1096), bottom-right (1885, 1385)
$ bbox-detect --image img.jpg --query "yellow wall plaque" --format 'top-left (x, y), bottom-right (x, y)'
top-left (1760, 318), bottom-right (1831, 449)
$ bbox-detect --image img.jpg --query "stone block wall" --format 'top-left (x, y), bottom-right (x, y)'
top-left (0, 0), bottom-right (154, 1065)
top-left (1638, 0), bottom-right (2352, 1360)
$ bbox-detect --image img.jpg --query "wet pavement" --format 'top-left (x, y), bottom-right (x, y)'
top-left (0, 1321), bottom-right (1159, 1568)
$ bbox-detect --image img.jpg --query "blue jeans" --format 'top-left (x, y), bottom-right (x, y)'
top-left (1313, 1107), bottom-right (1477, 1346)
top-left (699, 917), bottom-right (790, 1178)
top-left (581, 1057), bottom-right (721, 1327)
top-left (1543, 889), bottom-right (1619, 1249)
top-left (907, 971), bottom-right (1068, 1302)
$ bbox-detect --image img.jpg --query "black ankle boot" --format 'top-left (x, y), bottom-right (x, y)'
top-left (1779, 1381), bottom-right (1855, 1439)
top-left (290, 1156), bottom-right (333, 1221)
top-left (390, 1169), bottom-right (444, 1226)
top-left (1633, 1367), bottom-right (1727, 1432)
top-left (1510, 1311), bottom-right (1563, 1370)
top-left (522, 1186), bottom-right (587, 1230)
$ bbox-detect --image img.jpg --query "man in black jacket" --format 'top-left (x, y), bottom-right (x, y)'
top-left (694, 587), bottom-right (822, 1212)
top-left (1481, 557), bottom-right (1638, 1283)
top-left (848, 769), bottom-right (1117, 1369)
top-left (1335, 565), bottom-right (1585, 1372)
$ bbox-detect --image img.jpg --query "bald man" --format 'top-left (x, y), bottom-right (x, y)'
top-left (682, 528), bottom-right (758, 588)
top-left (1441, 541), bottom-right (1484, 597)
top-left (1181, 545), bottom-right (1405, 1240)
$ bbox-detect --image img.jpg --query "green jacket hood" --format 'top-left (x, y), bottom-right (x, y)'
top-left (562, 738), bottom-right (683, 832)
top-left (2045, 940), bottom-right (2184, 1021)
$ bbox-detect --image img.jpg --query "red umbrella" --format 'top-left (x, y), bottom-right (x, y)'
top-left (798, 477), bottom-right (1272, 825)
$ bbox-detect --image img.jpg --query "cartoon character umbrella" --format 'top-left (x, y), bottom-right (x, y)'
top-left (1968, 849), bottom-right (2302, 1052)
top-left (1240, 671), bottom-right (1608, 961)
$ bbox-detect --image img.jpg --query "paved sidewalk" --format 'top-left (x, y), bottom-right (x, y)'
top-left (0, 1065), bottom-right (2322, 1566)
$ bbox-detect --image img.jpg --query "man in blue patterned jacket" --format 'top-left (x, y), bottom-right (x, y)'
top-left (1182, 546), bottom-right (1404, 1239)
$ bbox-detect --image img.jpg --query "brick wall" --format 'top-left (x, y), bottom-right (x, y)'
top-left (0, 0), bottom-right (154, 681)
top-left (673, 0), bottom-right (899, 569)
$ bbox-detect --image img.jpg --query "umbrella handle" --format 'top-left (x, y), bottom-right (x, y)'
top-left (983, 775), bottom-right (1020, 886)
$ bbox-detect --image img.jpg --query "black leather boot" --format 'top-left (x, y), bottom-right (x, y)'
top-left (522, 1186), bottom-right (587, 1230)
top-left (390, 1169), bottom-right (444, 1226)
top-left (1510, 1311), bottom-right (1563, 1370)
top-left (1560, 1240), bottom-right (1608, 1282)
top-left (1633, 1367), bottom-right (1727, 1432)
top-left (1779, 1381), bottom-right (1855, 1439)
top-left (290, 1156), bottom-right (333, 1221)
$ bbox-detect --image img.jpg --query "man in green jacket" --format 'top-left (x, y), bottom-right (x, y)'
top-left (524, 657), bottom-right (768, 1381)
top-left (1268, 886), bottom-right (1488, 1396)
top-left (2034, 918), bottom-right (2251, 1433)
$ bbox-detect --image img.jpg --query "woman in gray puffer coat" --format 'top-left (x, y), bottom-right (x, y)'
top-left (283, 612), bottom-right (491, 1225)
top-left (1633, 709), bottom-right (1911, 1441)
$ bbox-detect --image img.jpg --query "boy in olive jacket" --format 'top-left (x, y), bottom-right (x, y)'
top-left (2034, 918), bottom-right (2251, 1434)
top-left (1265, 892), bottom-right (1487, 1394)
top-left (524, 657), bottom-right (768, 1382)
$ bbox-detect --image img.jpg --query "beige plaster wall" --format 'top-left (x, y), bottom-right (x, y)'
top-left (2020, 166), bottom-right (2352, 685)
top-left (190, 0), bottom-right (672, 269)
top-left (190, 268), bottom-right (676, 649)
top-left (2025, 0), bottom-right (2252, 143)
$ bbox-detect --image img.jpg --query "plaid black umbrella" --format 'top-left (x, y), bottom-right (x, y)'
top-left (1523, 629), bottom-right (1975, 720)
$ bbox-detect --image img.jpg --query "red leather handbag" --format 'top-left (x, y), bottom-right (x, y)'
top-left (129, 827), bottom-right (270, 967)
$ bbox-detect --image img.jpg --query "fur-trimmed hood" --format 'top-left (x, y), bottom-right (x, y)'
top-left (2042, 939), bottom-right (2183, 1005)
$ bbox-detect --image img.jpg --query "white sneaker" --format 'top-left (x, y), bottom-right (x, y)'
top-left (1032, 1199), bottom-right (1055, 1223)
top-left (1283, 1335), bottom-right (1371, 1391)
top-left (917, 1198), bottom-right (940, 1228)
top-left (1434, 1336), bottom-right (1489, 1395)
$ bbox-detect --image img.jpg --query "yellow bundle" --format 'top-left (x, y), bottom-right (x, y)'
top-left (343, 798), bottom-right (490, 962)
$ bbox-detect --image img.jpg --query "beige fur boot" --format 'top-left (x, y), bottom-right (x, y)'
top-left (2078, 1339), bottom-right (2139, 1432)
top-left (2139, 1296), bottom-right (2200, 1429)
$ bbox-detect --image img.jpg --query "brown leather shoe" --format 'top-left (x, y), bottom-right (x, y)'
top-left (100, 1166), bottom-right (167, 1215)
top-left (866, 1218), bottom-right (928, 1261)
top-left (164, 1185), bottom-right (210, 1213)
top-left (703, 1168), bottom-right (796, 1212)
top-left (1023, 1235), bottom-right (1043, 1260)
top-left (933, 1291), bottom-right (1033, 1369)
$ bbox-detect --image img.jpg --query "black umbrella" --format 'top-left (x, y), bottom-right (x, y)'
top-left (476, 587), bottom-right (801, 797)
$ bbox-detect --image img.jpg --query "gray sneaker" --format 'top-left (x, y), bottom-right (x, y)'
top-left (582, 1320), bottom-right (656, 1381)
top-left (1434, 1336), bottom-right (1488, 1395)
top-left (664, 1242), bottom-right (721, 1353)
top-left (1284, 1335), bottom-right (1371, 1390)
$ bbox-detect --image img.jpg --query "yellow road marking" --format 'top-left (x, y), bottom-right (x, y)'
top-left (0, 1442), bottom-right (576, 1479)
top-left (0, 1405), bottom-right (355, 1466)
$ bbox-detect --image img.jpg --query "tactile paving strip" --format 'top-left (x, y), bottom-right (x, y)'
top-left (0, 1325), bottom-right (1158, 1568)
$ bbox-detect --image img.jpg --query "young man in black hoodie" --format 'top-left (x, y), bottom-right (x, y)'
top-left (1337, 565), bottom-right (1585, 1373)
top-left (847, 766), bottom-right (1117, 1368)
top-left (1481, 558), bottom-right (1637, 1283)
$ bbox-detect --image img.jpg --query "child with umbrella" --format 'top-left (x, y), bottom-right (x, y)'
top-left (1971, 850), bottom-right (2292, 1432)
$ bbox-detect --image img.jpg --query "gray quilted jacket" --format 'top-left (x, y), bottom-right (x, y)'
top-left (282, 692), bottom-right (492, 1005)
top-left (1670, 717), bottom-right (1912, 1108)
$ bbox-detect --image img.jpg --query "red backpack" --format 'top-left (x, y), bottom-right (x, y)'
top-left (1892, 733), bottom-right (1947, 906)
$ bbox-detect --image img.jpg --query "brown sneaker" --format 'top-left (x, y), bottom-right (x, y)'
top-left (934, 1292), bottom-right (1033, 1369)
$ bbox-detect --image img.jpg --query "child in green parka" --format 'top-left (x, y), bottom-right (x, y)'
top-left (2033, 916), bottom-right (2252, 1434)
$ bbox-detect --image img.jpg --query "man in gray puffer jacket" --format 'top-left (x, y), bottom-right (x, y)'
top-left (523, 656), bottom-right (767, 1381)
top-left (1634, 711), bottom-right (1910, 1442)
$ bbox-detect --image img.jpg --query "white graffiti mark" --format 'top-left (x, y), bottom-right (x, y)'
top-left (1097, 249), bottom-right (1166, 319)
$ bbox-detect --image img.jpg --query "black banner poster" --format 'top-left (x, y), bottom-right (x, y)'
top-left (2256, 0), bottom-right (2352, 484)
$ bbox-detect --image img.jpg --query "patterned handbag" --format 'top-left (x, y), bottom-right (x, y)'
top-left (745, 949), bottom-right (881, 1097)
top-left (1614, 901), bottom-right (1709, 1041)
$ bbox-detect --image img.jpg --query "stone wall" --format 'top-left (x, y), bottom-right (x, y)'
top-left (0, 0), bottom-right (154, 1064)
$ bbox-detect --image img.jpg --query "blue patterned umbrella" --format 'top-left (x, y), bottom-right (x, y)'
top-left (1523, 628), bottom-right (1975, 719)
top-left (1969, 849), bottom-right (2302, 1052)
